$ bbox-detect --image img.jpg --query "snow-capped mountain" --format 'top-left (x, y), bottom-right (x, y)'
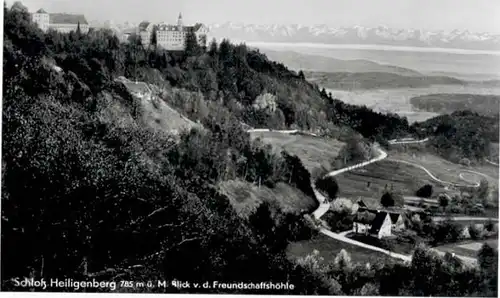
top-left (206, 23), bottom-right (500, 51)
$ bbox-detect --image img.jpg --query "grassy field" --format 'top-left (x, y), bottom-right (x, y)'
top-left (490, 143), bottom-right (499, 163)
top-left (346, 233), bottom-right (417, 255)
top-left (249, 131), bottom-right (345, 171)
top-left (434, 238), bottom-right (498, 258)
top-left (334, 159), bottom-right (447, 200)
top-left (389, 151), bottom-right (499, 188)
top-left (218, 180), bottom-right (317, 218)
top-left (116, 78), bottom-right (200, 134)
top-left (287, 233), bottom-right (396, 266)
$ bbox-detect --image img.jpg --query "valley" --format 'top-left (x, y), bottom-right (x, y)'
top-left (321, 85), bottom-right (500, 123)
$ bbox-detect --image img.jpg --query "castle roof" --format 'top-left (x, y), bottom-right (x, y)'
top-left (156, 23), bottom-right (202, 32)
top-left (138, 21), bottom-right (151, 31)
top-left (49, 13), bottom-right (88, 25)
top-left (36, 8), bottom-right (48, 13)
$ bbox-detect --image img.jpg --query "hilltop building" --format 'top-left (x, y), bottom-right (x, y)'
top-left (138, 13), bottom-right (209, 50)
top-left (32, 9), bottom-right (89, 34)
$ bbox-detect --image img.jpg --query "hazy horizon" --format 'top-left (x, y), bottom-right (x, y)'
top-left (11, 0), bottom-right (500, 34)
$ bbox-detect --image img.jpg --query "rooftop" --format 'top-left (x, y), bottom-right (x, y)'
top-left (388, 212), bottom-right (401, 224)
top-left (368, 212), bottom-right (389, 234)
top-left (49, 13), bottom-right (88, 25)
top-left (138, 21), bottom-right (151, 31)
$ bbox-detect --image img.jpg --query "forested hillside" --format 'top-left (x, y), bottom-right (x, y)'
top-left (1, 3), bottom-right (497, 296)
top-left (410, 93), bottom-right (500, 117)
top-left (412, 111), bottom-right (499, 162)
top-left (2, 4), bottom-right (323, 293)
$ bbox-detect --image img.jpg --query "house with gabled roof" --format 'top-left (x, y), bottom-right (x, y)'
top-left (353, 209), bottom-right (395, 239)
top-left (32, 8), bottom-right (89, 34)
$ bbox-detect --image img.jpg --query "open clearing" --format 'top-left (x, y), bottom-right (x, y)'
top-left (434, 238), bottom-right (498, 258)
top-left (249, 131), bottom-right (345, 172)
top-left (219, 180), bottom-right (317, 218)
top-left (287, 233), bottom-right (396, 266)
top-left (389, 151), bottom-right (499, 188)
top-left (334, 159), bottom-right (447, 199)
top-left (458, 242), bottom-right (485, 251)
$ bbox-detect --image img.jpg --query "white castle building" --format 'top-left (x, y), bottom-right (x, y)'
top-left (138, 13), bottom-right (209, 51)
top-left (32, 8), bottom-right (89, 34)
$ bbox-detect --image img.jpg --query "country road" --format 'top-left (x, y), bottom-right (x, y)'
top-left (387, 158), bottom-right (481, 188)
top-left (432, 216), bottom-right (499, 222)
top-left (246, 128), bottom-right (489, 267)
top-left (388, 138), bottom-right (429, 145)
top-left (485, 158), bottom-right (499, 166)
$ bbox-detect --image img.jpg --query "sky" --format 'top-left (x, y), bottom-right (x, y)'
top-left (13, 0), bottom-right (500, 33)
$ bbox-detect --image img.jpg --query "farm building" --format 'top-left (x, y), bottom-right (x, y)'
top-left (352, 208), bottom-right (405, 238)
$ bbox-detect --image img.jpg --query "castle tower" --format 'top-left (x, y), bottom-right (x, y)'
top-left (177, 12), bottom-right (183, 30)
top-left (32, 8), bottom-right (50, 32)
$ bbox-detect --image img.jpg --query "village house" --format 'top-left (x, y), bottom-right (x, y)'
top-left (32, 9), bottom-right (89, 34)
top-left (138, 13), bottom-right (209, 50)
top-left (352, 204), bottom-right (406, 239)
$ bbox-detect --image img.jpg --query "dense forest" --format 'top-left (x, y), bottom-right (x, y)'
top-left (1, 2), bottom-right (497, 296)
top-left (410, 93), bottom-right (500, 118)
top-left (412, 111), bottom-right (499, 162)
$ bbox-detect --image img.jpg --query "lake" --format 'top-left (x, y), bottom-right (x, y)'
top-left (247, 42), bottom-right (500, 122)
top-left (248, 42), bottom-right (500, 80)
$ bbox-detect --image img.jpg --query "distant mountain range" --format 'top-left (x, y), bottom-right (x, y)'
top-left (207, 23), bottom-right (500, 51)
top-left (94, 20), bottom-right (500, 51)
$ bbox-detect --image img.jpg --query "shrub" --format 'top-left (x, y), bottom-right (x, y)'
top-left (469, 224), bottom-right (486, 240)
top-left (381, 192), bottom-right (395, 207)
top-left (331, 198), bottom-right (354, 214)
top-left (416, 184), bottom-right (433, 198)
top-left (431, 220), bottom-right (462, 245)
top-left (449, 205), bottom-right (463, 214)
top-left (322, 211), bottom-right (354, 233)
top-left (315, 176), bottom-right (339, 202)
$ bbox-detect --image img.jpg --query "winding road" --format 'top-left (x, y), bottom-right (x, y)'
top-left (485, 158), bottom-right (499, 166)
top-left (387, 158), bottom-right (482, 188)
top-left (247, 129), bottom-right (496, 267)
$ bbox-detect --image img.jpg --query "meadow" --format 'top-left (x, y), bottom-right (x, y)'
top-left (334, 159), bottom-right (446, 200)
top-left (218, 179), bottom-right (317, 217)
top-left (287, 233), bottom-right (396, 266)
top-left (434, 238), bottom-right (498, 258)
top-left (249, 131), bottom-right (345, 171)
top-left (389, 150), bottom-right (499, 188)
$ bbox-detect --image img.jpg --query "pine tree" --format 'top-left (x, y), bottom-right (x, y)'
top-left (76, 21), bottom-right (81, 36)
top-left (208, 38), bottom-right (218, 57)
top-left (184, 31), bottom-right (199, 56)
top-left (298, 70), bottom-right (305, 79)
top-left (150, 27), bottom-right (157, 49)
